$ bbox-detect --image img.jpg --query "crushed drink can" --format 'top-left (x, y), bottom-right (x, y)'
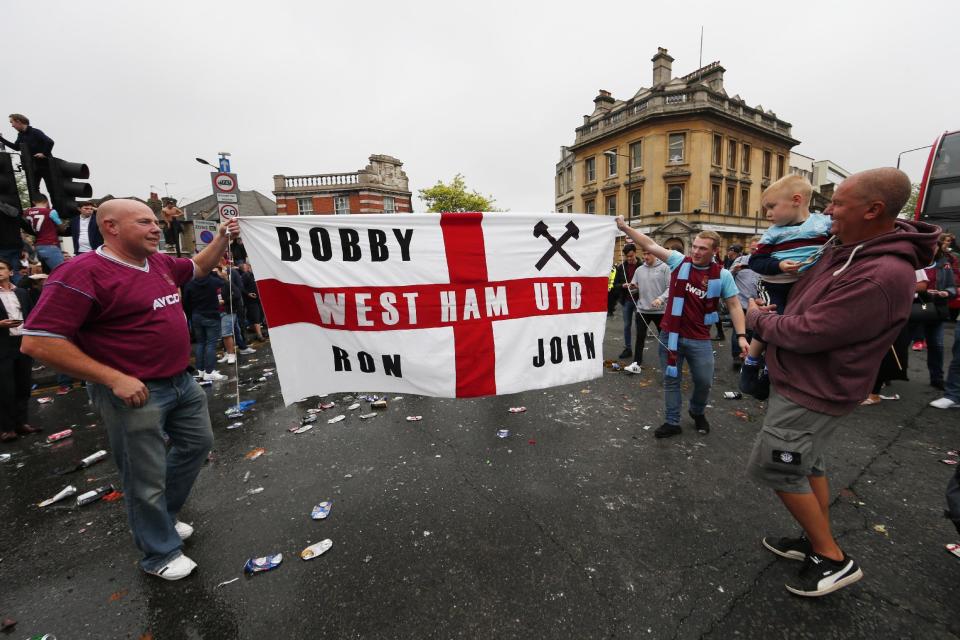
top-left (0, 453), bottom-right (11, 463)
top-left (244, 553), bottom-right (282, 575)
top-left (347, 403), bottom-right (360, 411)
top-left (38, 485), bottom-right (77, 508)
top-left (723, 391), bottom-right (742, 399)
top-left (405, 416), bottom-right (423, 422)
top-left (292, 424), bottom-right (314, 434)
top-left (301, 414), bottom-right (318, 425)
top-left (77, 484), bottom-right (115, 507)
top-left (497, 429), bottom-right (510, 439)
top-left (359, 412), bottom-right (377, 420)
top-left (46, 429), bottom-right (73, 443)
top-left (227, 422), bottom-right (243, 430)
top-left (301, 539), bottom-right (333, 560)
top-left (508, 407), bottom-right (527, 413)
top-left (371, 399), bottom-right (387, 409)
top-left (327, 414), bottom-right (346, 424)
top-left (79, 450), bottom-right (108, 468)
top-left (319, 402), bottom-right (335, 410)
top-left (311, 501), bottom-right (332, 520)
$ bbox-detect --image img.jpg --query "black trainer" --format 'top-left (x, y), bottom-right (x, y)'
top-left (785, 552), bottom-right (863, 597)
top-left (619, 348), bottom-right (633, 359)
top-left (689, 411), bottom-right (710, 434)
top-left (654, 423), bottom-right (681, 439)
top-left (762, 534), bottom-right (812, 561)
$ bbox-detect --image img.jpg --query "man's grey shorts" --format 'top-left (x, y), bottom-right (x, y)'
top-left (746, 391), bottom-right (845, 493)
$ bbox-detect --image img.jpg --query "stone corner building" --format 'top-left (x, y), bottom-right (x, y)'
top-left (273, 154), bottom-right (412, 216)
top-left (555, 47), bottom-right (799, 254)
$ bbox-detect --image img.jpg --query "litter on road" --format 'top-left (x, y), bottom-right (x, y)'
top-left (244, 448), bottom-right (266, 460)
top-left (77, 484), bottom-right (115, 507)
top-left (508, 407), bottom-right (527, 413)
top-left (244, 553), bottom-right (282, 575)
top-left (38, 484), bottom-right (77, 507)
top-left (406, 416), bottom-right (423, 422)
top-left (216, 578), bottom-right (240, 588)
top-left (327, 415), bottom-right (346, 424)
top-left (497, 429), bottom-right (510, 439)
top-left (301, 539), bottom-right (333, 560)
top-left (359, 413), bottom-right (377, 420)
top-left (311, 501), bottom-right (332, 520)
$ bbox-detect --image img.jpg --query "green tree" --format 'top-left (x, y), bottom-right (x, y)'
top-left (898, 182), bottom-right (921, 219)
top-left (418, 174), bottom-right (500, 212)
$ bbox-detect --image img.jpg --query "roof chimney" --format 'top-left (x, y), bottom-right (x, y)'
top-left (593, 89), bottom-right (615, 113)
top-left (652, 47), bottom-right (674, 86)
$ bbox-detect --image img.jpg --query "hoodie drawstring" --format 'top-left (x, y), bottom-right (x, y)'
top-left (832, 243), bottom-right (864, 276)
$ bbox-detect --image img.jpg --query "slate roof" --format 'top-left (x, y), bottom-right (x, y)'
top-left (181, 190), bottom-right (277, 221)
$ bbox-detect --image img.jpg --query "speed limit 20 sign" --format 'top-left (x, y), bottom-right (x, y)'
top-left (218, 203), bottom-right (239, 219)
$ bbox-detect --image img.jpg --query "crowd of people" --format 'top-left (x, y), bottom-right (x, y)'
top-left (2, 110), bottom-right (958, 598)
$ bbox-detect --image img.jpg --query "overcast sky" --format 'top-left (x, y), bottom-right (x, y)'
top-left (4, 0), bottom-right (958, 212)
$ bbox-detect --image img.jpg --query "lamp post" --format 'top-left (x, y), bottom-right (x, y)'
top-left (603, 149), bottom-right (638, 219)
top-left (896, 144), bottom-right (932, 169)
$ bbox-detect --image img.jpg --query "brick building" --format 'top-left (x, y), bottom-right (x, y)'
top-left (273, 154), bottom-right (412, 216)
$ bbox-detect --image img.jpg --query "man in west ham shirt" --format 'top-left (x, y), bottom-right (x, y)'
top-left (22, 199), bottom-right (239, 581)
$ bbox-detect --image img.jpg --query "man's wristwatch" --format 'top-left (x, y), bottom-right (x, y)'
top-left (735, 333), bottom-right (746, 338)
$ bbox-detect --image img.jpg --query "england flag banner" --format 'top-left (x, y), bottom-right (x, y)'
top-left (239, 213), bottom-right (616, 405)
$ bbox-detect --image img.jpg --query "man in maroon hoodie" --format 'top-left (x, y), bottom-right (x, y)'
top-left (745, 167), bottom-right (939, 597)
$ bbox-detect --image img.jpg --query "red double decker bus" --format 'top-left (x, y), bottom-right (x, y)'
top-left (915, 130), bottom-right (960, 235)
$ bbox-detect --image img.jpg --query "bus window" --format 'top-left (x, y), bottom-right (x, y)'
top-left (931, 133), bottom-right (960, 179)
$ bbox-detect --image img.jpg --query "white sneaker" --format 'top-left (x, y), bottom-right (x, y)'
top-left (930, 397), bottom-right (959, 409)
top-left (217, 354), bottom-right (230, 363)
top-left (146, 553), bottom-right (197, 580)
top-left (238, 347), bottom-right (256, 355)
top-left (624, 362), bottom-right (642, 374)
top-left (174, 520), bottom-right (194, 540)
top-left (226, 354), bottom-right (236, 364)
top-left (203, 370), bottom-right (228, 382)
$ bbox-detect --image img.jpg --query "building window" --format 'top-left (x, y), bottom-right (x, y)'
top-left (606, 150), bottom-right (617, 177)
top-left (763, 151), bottom-right (772, 178)
top-left (565, 166), bottom-right (573, 192)
top-left (584, 199), bottom-right (595, 214)
top-left (334, 196), bottom-right (349, 215)
top-left (629, 190), bottom-right (642, 218)
top-left (567, 205), bottom-right (573, 213)
top-left (668, 133), bottom-right (686, 163)
top-left (667, 185), bottom-right (684, 213)
top-left (710, 184), bottom-right (721, 213)
top-left (740, 188), bottom-right (750, 216)
top-left (712, 134), bottom-right (723, 166)
top-left (742, 144), bottom-right (751, 173)
top-left (629, 141), bottom-right (642, 170)
top-left (383, 196), bottom-right (395, 213)
top-left (584, 157), bottom-right (596, 182)
top-left (726, 186), bottom-right (736, 214)
top-left (777, 154), bottom-right (785, 179)
top-left (727, 140), bottom-right (737, 170)
top-left (297, 198), bottom-right (314, 214)
top-left (605, 195), bottom-right (617, 215)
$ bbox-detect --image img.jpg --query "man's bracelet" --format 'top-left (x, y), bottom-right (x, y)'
top-left (735, 333), bottom-right (746, 338)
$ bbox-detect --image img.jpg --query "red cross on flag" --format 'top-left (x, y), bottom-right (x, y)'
top-left (240, 213), bottom-right (616, 405)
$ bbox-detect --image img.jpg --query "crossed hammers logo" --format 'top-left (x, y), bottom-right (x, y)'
top-left (533, 220), bottom-right (581, 271)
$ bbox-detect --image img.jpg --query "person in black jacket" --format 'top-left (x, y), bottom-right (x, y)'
top-left (610, 244), bottom-right (640, 359)
top-left (239, 263), bottom-right (265, 341)
top-left (0, 198), bottom-right (32, 285)
top-left (0, 257), bottom-right (40, 442)
top-left (182, 271), bottom-right (228, 382)
top-left (0, 114), bottom-right (54, 201)
top-left (70, 202), bottom-right (104, 255)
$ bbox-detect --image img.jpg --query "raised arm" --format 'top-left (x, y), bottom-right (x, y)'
top-left (192, 217), bottom-right (239, 277)
top-left (615, 216), bottom-right (670, 262)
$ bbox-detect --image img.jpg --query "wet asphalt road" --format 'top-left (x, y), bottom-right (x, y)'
top-left (1, 318), bottom-right (958, 639)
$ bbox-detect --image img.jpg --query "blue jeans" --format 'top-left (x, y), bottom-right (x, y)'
top-left (192, 314), bottom-right (220, 373)
top-left (920, 322), bottom-right (945, 384)
top-left (659, 334), bottom-right (714, 426)
top-left (622, 298), bottom-right (637, 349)
top-left (944, 320), bottom-right (960, 402)
top-left (0, 248), bottom-right (21, 284)
top-left (89, 372), bottom-right (213, 572)
top-left (36, 244), bottom-right (64, 271)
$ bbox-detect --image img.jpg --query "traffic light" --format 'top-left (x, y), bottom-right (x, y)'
top-left (0, 152), bottom-right (22, 217)
top-left (47, 157), bottom-right (92, 219)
